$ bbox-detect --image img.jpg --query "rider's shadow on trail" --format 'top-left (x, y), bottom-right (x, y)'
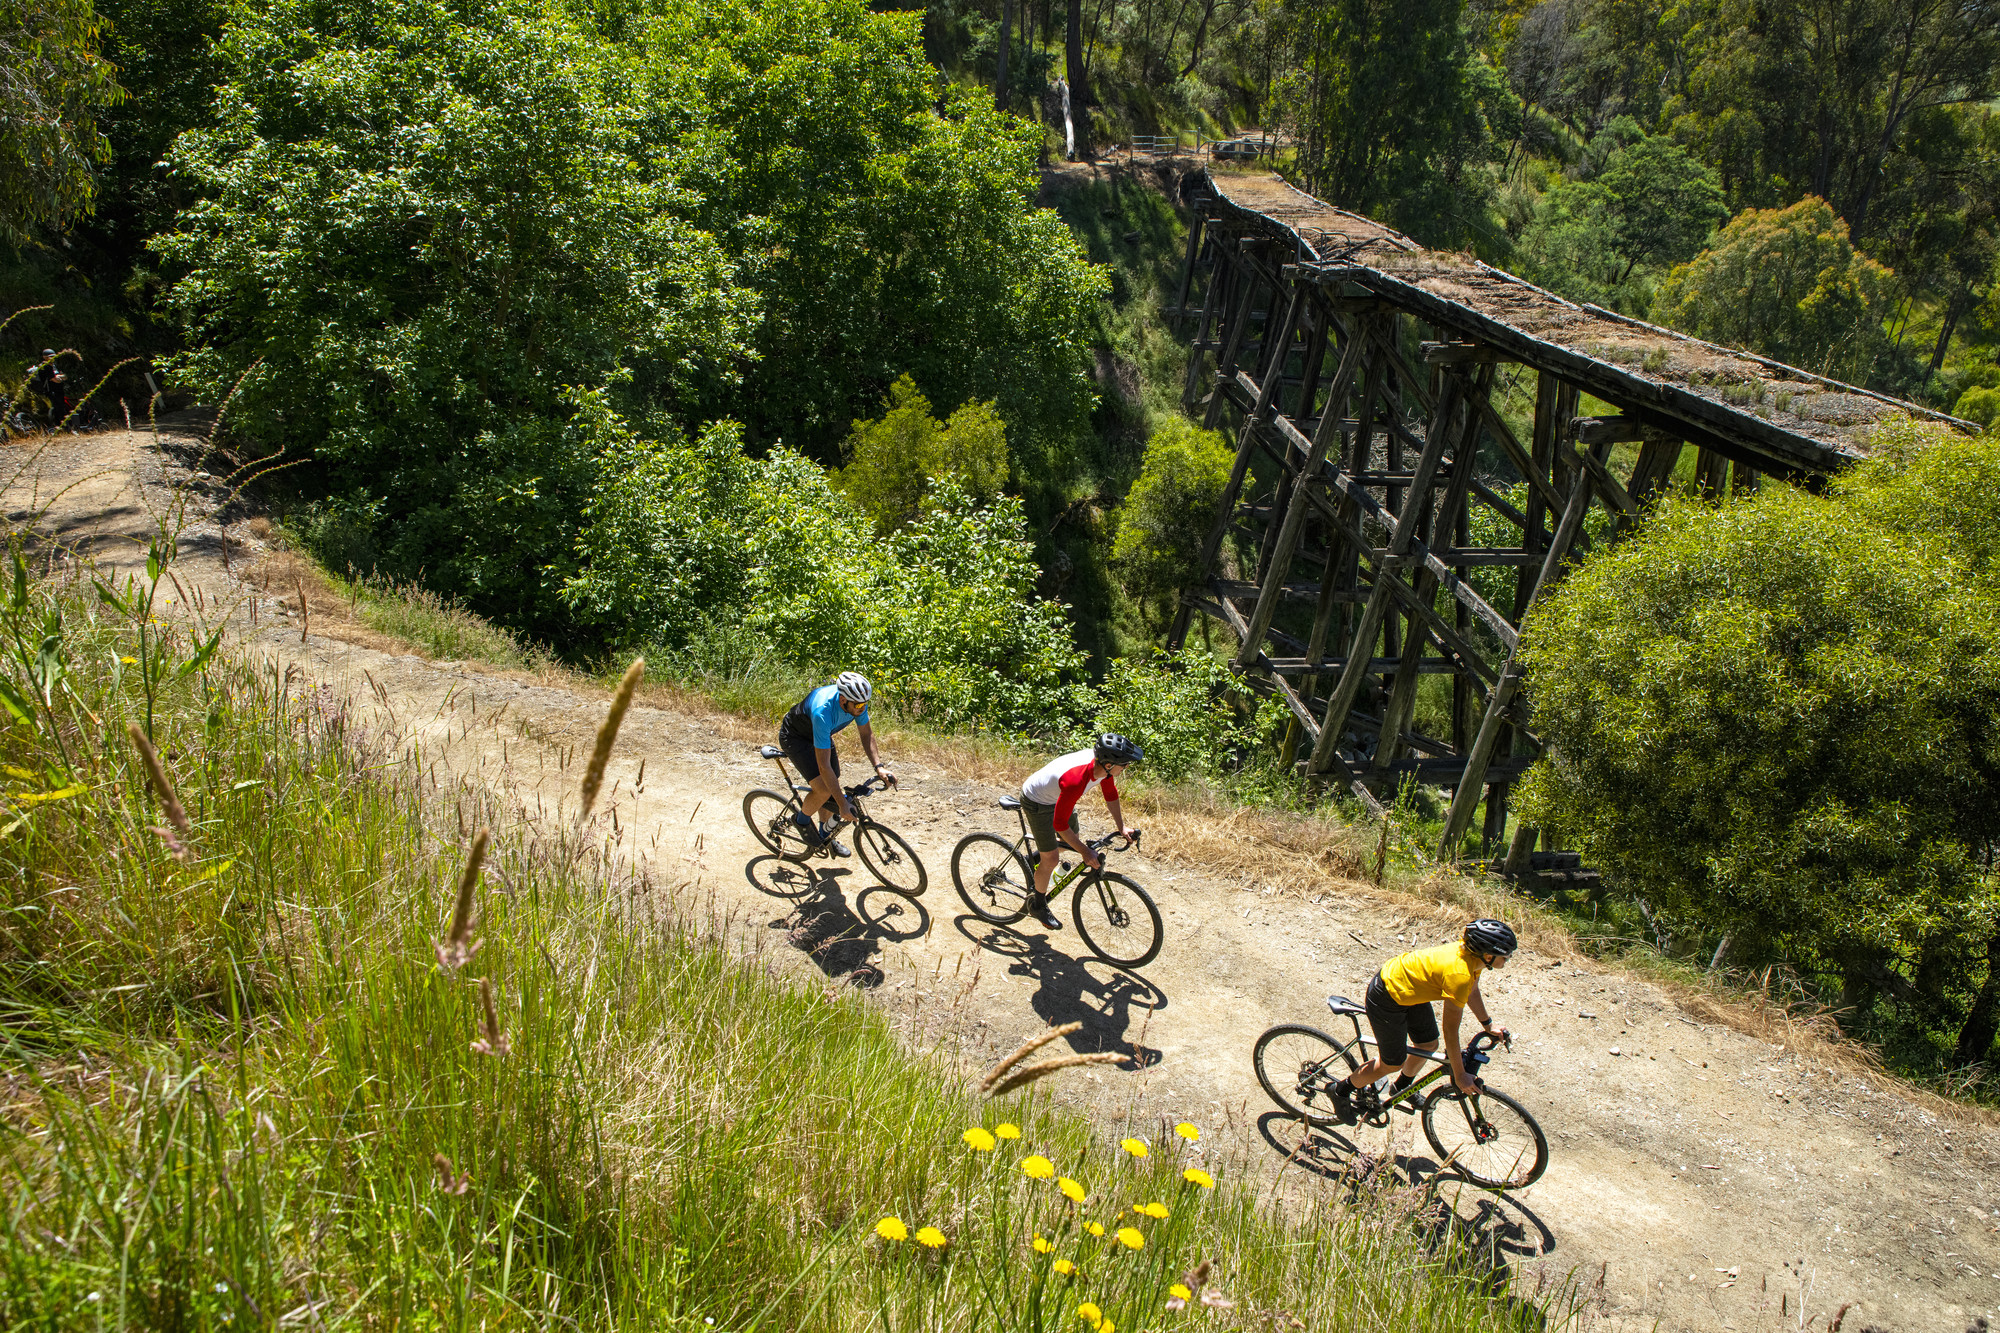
top-left (954, 917), bottom-right (1165, 1070)
top-left (1256, 1111), bottom-right (1557, 1274)
top-left (744, 856), bottom-right (932, 988)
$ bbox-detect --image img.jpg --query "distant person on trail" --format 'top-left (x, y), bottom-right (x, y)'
top-left (1016, 733), bottom-right (1143, 931)
top-left (27, 351), bottom-right (68, 428)
top-left (777, 672), bottom-right (895, 858)
top-left (1333, 919), bottom-right (1516, 1122)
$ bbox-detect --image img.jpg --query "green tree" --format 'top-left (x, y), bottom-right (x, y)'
top-left (1275, 0), bottom-right (1502, 247)
top-left (639, 0), bottom-right (1105, 469)
top-left (1657, 196), bottom-right (1892, 380)
top-left (1597, 134), bottom-right (1728, 277)
top-left (1518, 418), bottom-right (2000, 1068)
top-left (833, 375), bottom-right (1010, 534)
top-left (1112, 417), bottom-right (1233, 627)
top-left (152, 0), bottom-right (752, 635)
top-left (1, 0), bottom-right (123, 246)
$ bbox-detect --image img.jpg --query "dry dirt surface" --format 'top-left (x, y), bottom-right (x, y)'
top-left (7, 422), bottom-right (2000, 1333)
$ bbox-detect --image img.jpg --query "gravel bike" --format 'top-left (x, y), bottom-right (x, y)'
top-left (1253, 994), bottom-right (1548, 1190)
top-left (949, 796), bottom-right (1162, 968)
top-left (741, 746), bottom-right (927, 897)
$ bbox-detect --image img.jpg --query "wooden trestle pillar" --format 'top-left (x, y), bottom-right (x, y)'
top-left (1166, 208), bottom-right (1667, 860)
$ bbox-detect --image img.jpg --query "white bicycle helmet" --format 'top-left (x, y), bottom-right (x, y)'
top-left (835, 671), bottom-right (873, 705)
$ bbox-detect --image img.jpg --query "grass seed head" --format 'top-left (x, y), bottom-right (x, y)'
top-left (437, 828), bottom-right (489, 971)
top-left (579, 658), bottom-right (644, 822)
top-left (127, 722), bottom-right (193, 859)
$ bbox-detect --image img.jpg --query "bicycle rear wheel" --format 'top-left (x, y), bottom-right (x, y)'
top-left (856, 822), bottom-right (927, 897)
top-left (1072, 872), bottom-right (1162, 968)
top-left (743, 789), bottom-right (813, 862)
top-left (1253, 1024), bottom-right (1362, 1126)
top-left (951, 833), bottom-right (1032, 924)
top-left (1422, 1085), bottom-right (1548, 1189)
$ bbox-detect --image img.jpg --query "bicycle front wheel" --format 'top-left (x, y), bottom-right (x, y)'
top-left (951, 833), bottom-right (1032, 924)
top-left (857, 822), bottom-right (927, 897)
top-left (1071, 872), bottom-right (1162, 968)
top-left (1422, 1085), bottom-right (1549, 1190)
top-left (1253, 1024), bottom-right (1361, 1125)
top-left (743, 789), bottom-right (812, 862)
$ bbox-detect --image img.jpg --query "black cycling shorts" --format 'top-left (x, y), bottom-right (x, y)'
top-left (777, 718), bottom-right (838, 785)
top-left (1364, 972), bottom-right (1439, 1065)
top-left (1021, 794), bottom-right (1078, 855)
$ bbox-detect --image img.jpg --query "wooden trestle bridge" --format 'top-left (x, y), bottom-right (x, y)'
top-left (1167, 167), bottom-right (1971, 864)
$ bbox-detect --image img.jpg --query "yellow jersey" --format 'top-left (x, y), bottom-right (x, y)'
top-left (1380, 941), bottom-right (1483, 1007)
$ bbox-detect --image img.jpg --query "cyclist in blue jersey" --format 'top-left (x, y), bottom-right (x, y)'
top-left (776, 672), bottom-right (895, 856)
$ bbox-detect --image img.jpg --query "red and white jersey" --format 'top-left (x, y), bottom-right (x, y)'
top-left (1021, 749), bottom-right (1120, 827)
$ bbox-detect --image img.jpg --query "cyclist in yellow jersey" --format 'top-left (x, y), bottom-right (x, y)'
top-left (1333, 919), bottom-right (1517, 1123)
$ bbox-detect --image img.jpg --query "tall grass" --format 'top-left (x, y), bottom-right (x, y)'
top-left (0, 562), bottom-right (1578, 1329)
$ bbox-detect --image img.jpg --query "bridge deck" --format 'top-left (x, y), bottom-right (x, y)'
top-left (1201, 169), bottom-right (1967, 473)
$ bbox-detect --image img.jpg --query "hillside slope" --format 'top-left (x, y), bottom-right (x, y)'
top-left (7, 420), bottom-right (1998, 1332)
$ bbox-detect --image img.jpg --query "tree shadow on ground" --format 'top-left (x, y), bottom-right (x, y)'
top-left (951, 914), bottom-right (1164, 1069)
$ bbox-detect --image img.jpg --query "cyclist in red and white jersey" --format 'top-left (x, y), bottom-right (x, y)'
top-left (1017, 733), bottom-right (1143, 930)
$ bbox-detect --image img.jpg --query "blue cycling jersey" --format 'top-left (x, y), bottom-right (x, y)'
top-left (784, 684), bottom-right (869, 750)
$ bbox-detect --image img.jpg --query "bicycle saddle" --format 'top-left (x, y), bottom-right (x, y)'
top-left (1324, 994), bottom-right (1365, 1016)
top-left (998, 796), bottom-right (1022, 810)
top-left (759, 745), bottom-right (784, 760)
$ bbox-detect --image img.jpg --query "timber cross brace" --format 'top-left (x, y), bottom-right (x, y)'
top-left (1166, 167), bottom-right (1975, 863)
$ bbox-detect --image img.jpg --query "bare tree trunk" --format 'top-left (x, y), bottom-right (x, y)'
top-left (997, 0), bottom-right (1011, 112)
top-left (1065, 0), bottom-right (1089, 155)
top-left (1931, 283), bottom-right (1970, 375)
top-left (1953, 926), bottom-right (2000, 1067)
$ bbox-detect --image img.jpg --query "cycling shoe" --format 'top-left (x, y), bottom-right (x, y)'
top-left (1025, 892), bottom-right (1062, 931)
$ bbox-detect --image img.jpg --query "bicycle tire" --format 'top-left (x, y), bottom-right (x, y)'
top-left (742, 788), bottom-right (813, 862)
top-left (1253, 1024), bottom-right (1362, 1126)
top-left (951, 833), bottom-right (1032, 924)
top-left (1422, 1084), bottom-right (1549, 1190)
top-left (1071, 872), bottom-right (1163, 968)
top-left (856, 821), bottom-right (928, 897)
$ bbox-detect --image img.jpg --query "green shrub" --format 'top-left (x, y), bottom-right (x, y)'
top-left (1088, 648), bottom-right (1285, 785)
top-left (1112, 417), bottom-right (1233, 625)
top-left (835, 375), bottom-right (1010, 534)
top-left (1518, 419), bottom-right (2000, 1068)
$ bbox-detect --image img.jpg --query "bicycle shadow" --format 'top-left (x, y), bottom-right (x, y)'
top-left (952, 916), bottom-right (1165, 1070)
top-left (1257, 1111), bottom-right (1559, 1270)
top-left (743, 856), bottom-right (932, 987)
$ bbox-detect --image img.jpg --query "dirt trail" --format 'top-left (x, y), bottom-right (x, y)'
top-left (7, 423), bottom-right (1999, 1333)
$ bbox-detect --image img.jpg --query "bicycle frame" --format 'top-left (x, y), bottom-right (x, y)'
top-left (1006, 805), bottom-right (1140, 884)
top-left (762, 749), bottom-right (888, 827)
top-left (1316, 1003), bottom-right (1505, 1120)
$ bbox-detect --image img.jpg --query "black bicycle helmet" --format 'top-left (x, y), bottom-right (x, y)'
top-left (1093, 732), bottom-right (1144, 766)
top-left (1464, 918), bottom-right (1518, 957)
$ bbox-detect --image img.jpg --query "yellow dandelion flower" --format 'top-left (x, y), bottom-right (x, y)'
top-left (1135, 1201), bottom-right (1169, 1219)
top-left (1174, 1122), bottom-right (1200, 1141)
top-left (1169, 1283), bottom-right (1193, 1299)
top-left (1022, 1155), bottom-right (1056, 1179)
top-left (996, 1122), bottom-right (1021, 1139)
top-left (914, 1226), bottom-right (948, 1249)
top-left (1115, 1226), bottom-right (1145, 1250)
top-left (1102, 1320), bottom-right (1116, 1333)
top-left (1119, 1137), bottom-right (1148, 1158)
top-left (874, 1216), bottom-right (908, 1242)
top-left (119, 656), bottom-right (137, 665)
top-left (1083, 1221), bottom-right (1105, 1237)
top-left (1075, 1303), bottom-right (1102, 1327)
top-left (1033, 1235), bottom-right (1054, 1254)
top-left (963, 1127), bottom-right (997, 1152)
top-left (1058, 1176), bottom-right (1086, 1203)
top-left (1182, 1167), bottom-right (1215, 1189)
top-left (1052, 1258), bottom-right (1075, 1275)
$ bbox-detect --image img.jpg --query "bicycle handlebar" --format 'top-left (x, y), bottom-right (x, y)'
top-left (1087, 829), bottom-right (1142, 854)
top-left (843, 774), bottom-right (894, 799)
